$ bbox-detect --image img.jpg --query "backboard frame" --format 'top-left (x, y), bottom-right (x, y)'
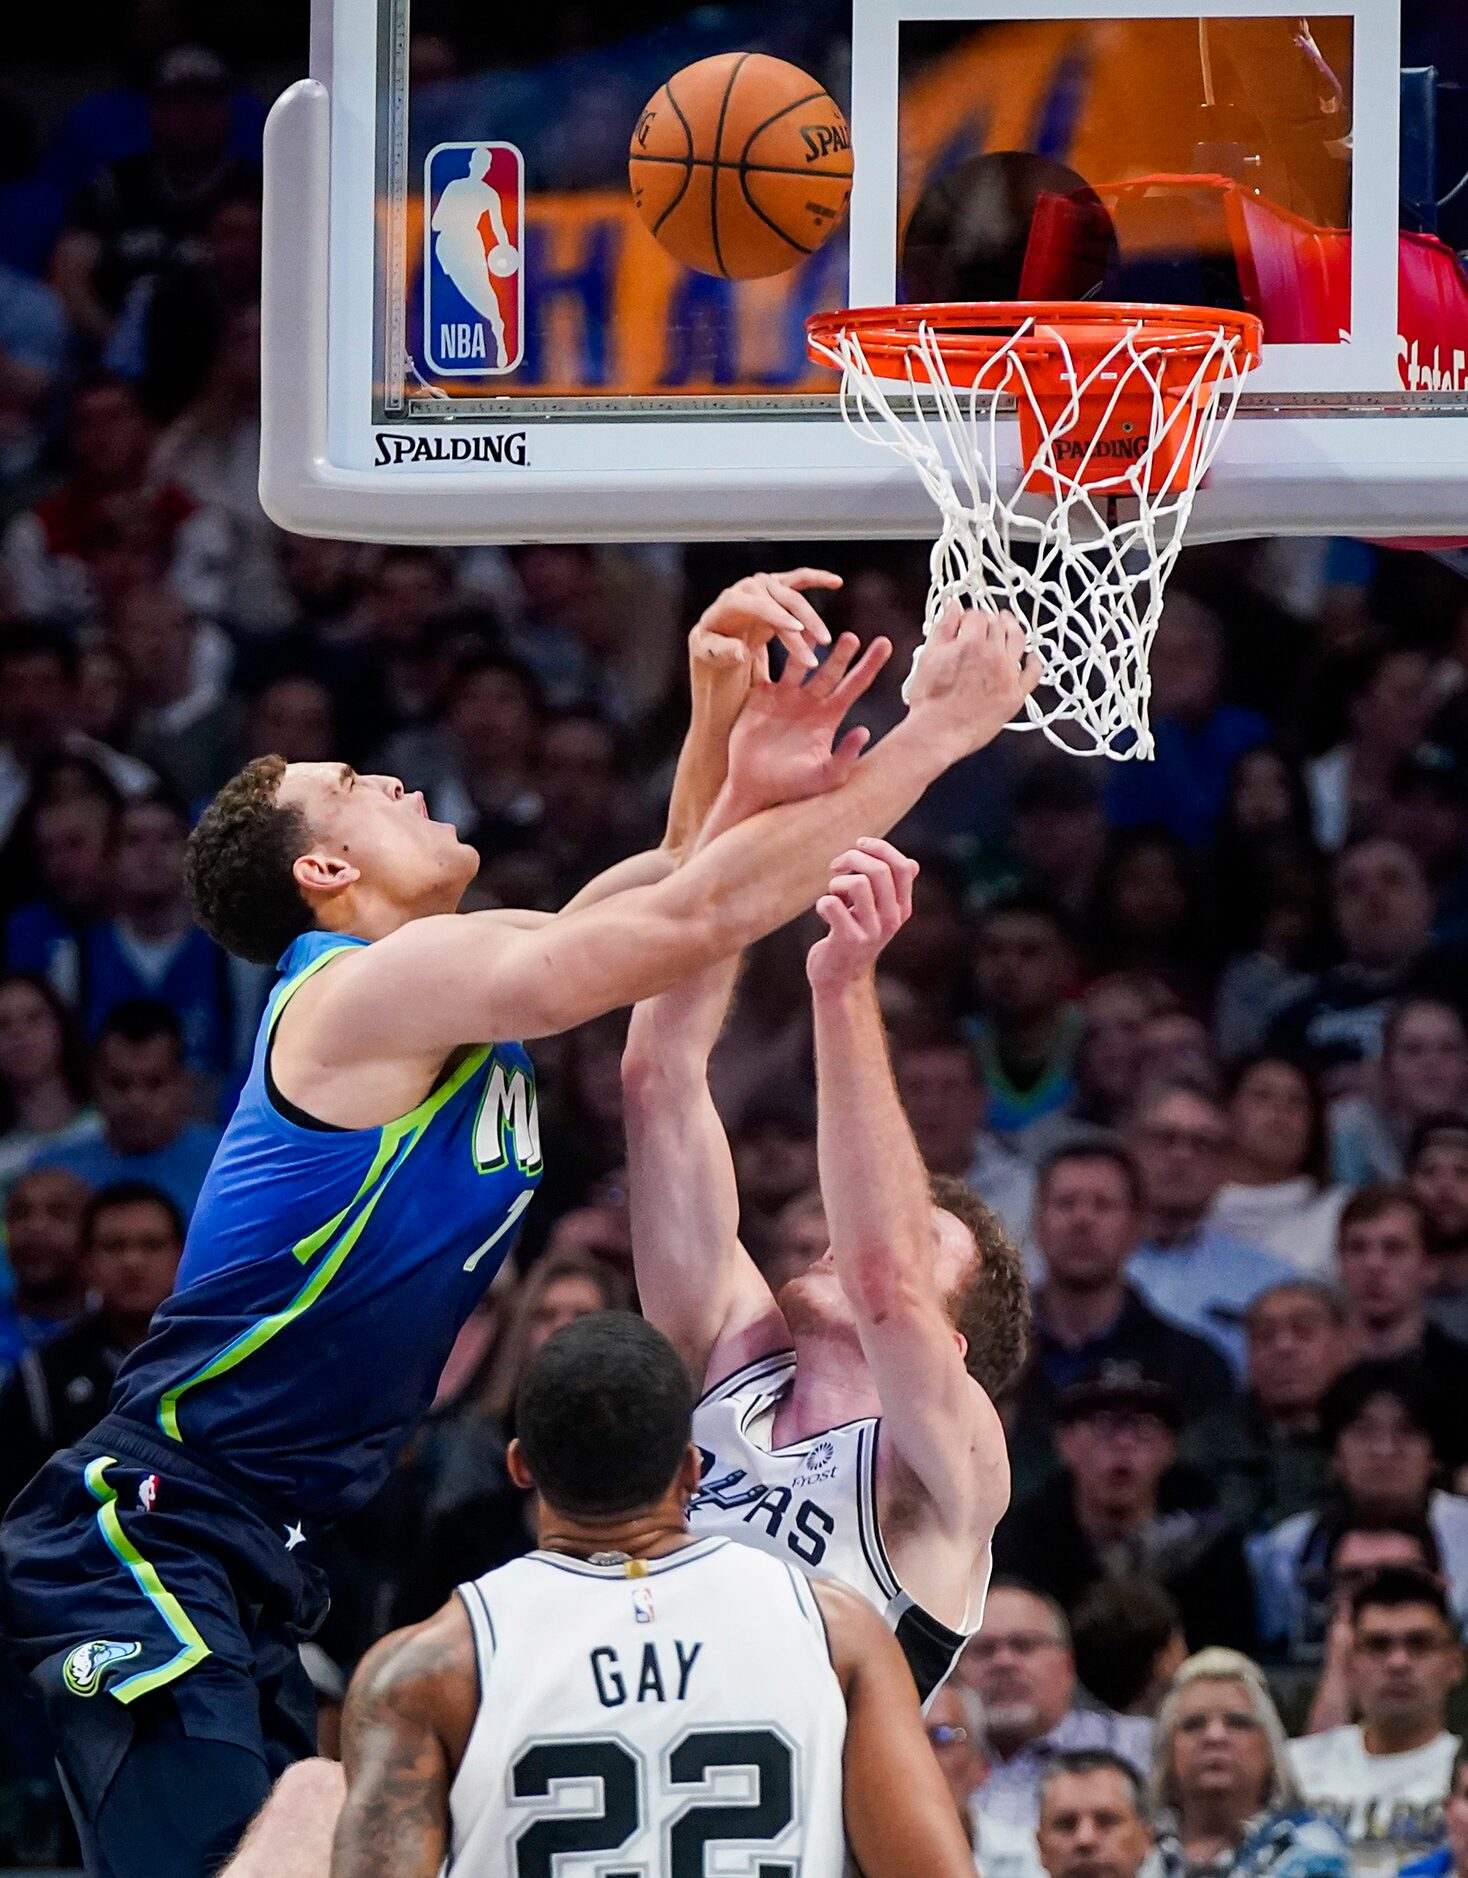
top-left (260, 0), bottom-right (1468, 545)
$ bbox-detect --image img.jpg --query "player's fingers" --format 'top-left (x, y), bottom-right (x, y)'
top-left (774, 567), bottom-right (844, 592)
top-left (839, 847), bottom-right (901, 929)
top-left (998, 609), bottom-right (1026, 662)
top-left (805, 632), bottom-right (860, 700)
top-left (748, 589), bottom-right (819, 668)
top-left (816, 893), bottom-right (865, 943)
top-left (830, 725), bottom-right (871, 773)
top-left (828, 870), bottom-right (879, 931)
top-left (932, 601), bottom-right (965, 644)
top-left (1019, 650), bottom-right (1045, 696)
top-left (827, 635), bottom-right (892, 709)
top-left (764, 579), bottom-right (833, 649)
top-left (855, 835), bottom-right (919, 917)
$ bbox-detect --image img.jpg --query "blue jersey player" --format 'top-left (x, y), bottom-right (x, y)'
top-left (0, 580), bottom-right (1038, 1878)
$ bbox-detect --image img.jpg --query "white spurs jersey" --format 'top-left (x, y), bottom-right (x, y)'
top-left (688, 1350), bottom-right (989, 1703)
top-left (447, 1535), bottom-right (848, 1878)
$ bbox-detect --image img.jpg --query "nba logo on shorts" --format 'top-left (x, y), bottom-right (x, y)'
top-left (424, 142), bottom-right (525, 377)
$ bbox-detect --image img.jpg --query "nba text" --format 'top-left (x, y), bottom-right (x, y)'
top-left (373, 431), bottom-right (529, 468)
top-left (591, 1639), bottom-right (703, 1707)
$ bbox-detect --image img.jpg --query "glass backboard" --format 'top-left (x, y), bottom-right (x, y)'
top-left (260, 0), bottom-right (1468, 543)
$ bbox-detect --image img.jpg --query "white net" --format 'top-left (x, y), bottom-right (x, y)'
top-left (811, 311), bottom-right (1255, 760)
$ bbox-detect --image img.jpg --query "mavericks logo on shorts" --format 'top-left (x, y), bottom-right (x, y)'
top-left (63, 1639), bottom-right (142, 1698)
top-left (424, 141), bottom-right (525, 377)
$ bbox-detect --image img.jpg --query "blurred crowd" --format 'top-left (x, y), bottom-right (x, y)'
top-left (8, 10), bottom-right (1468, 1878)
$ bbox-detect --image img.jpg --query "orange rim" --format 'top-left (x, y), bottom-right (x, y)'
top-left (806, 300), bottom-right (1264, 390)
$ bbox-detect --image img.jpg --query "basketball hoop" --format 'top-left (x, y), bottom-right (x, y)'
top-left (806, 301), bottom-right (1263, 759)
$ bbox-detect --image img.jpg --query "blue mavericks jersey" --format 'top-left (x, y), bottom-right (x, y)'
top-left (107, 932), bottom-right (542, 1521)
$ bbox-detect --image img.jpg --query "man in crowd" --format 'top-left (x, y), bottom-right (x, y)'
top-left (925, 1679), bottom-right (1048, 1878)
top-left (1125, 1080), bottom-right (1293, 1372)
top-left (993, 1369), bottom-right (1260, 1651)
top-left (965, 894), bottom-right (1082, 1151)
top-left (1179, 1280), bottom-right (1348, 1534)
top-left (1335, 1184), bottom-right (1468, 1457)
top-left (1035, 1751), bottom-right (1155, 1878)
top-left (893, 1031), bottom-right (1037, 1247)
top-left (957, 1580), bottom-right (1153, 1831)
top-left (1300, 1520), bottom-right (1450, 1734)
top-left (0, 1182), bottom-right (183, 1508)
top-left (1290, 1567), bottom-right (1464, 1865)
top-left (1408, 1119), bottom-right (1468, 1342)
top-left (0, 1167), bottom-right (89, 1368)
top-left (1005, 1142), bottom-right (1237, 1495)
top-left (30, 999), bottom-right (221, 1216)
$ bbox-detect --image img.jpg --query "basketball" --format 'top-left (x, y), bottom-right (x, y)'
top-left (629, 52), bottom-right (853, 279)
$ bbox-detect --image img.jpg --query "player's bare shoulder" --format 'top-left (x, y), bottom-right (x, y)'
top-left (344, 1596), bottom-right (479, 1763)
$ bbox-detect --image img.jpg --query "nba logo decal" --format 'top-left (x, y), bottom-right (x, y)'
top-left (632, 1586), bottom-right (656, 1625)
top-left (137, 1473), bottom-right (160, 1513)
top-left (424, 142), bottom-right (525, 377)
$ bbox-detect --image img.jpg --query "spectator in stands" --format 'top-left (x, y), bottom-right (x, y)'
top-left (1071, 1578), bottom-right (1189, 1719)
top-left (399, 647), bottom-right (542, 848)
top-left (533, 710), bottom-right (649, 903)
top-left (0, 1166), bottom-right (89, 1367)
top-left (1334, 1001), bottom-right (1468, 1186)
top-left (1037, 1751), bottom-right (1155, 1878)
top-left (1400, 1740), bottom-right (1468, 1878)
top-left (868, 846), bottom-right (972, 1018)
top-left (1126, 1080), bottom-right (1292, 1373)
top-left (1382, 750), bottom-right (1468, 941)
top-left (1136, 1008), bottom-right (1223, 1097)
top-left (1251, 1362), bottom-right (1468, 1655)
top-left (1, 377), bottom-right (227, 625)
top-left (0, 1182), bottom-right (182, 1508)
top-left (1103, 593), bottom-right (1270, 845)
top-left (239, 673), bottom-right (337, 770)
top-left (1008, 759), bottom-right (1109, 919)
top-left (926, 1681), bottom-right (1048, 1878)
top-left (1304, 1519), bottom-right (1449, 1736)
top-left (1306, 646), bottom-right (1437, 852)
top-left (50, 48), bottom-right (262, 345)
top-left (0, 256), bottom-right (69, 494)
top-left (1267, 839), bottom-right (1465, 1090)
top-left (965, 894), bottom-right (1082, 1151)
top-left (70, 791), bottom-right (249, 1080)
top-left (1408, 1119), bottom-right (1468, 1342)
top-left (1086, 828), bottom-right (1214, 993)
top-left (1334, 1186), bottom-right (1468, 1429)
top-left (1290, 1568), bottom-right (1463, 1866)
top-left (958, 1581), bottom-right (1153, 1831)
top-left (1072, 975), bottom-right (1179, 1131)
top-left (117, 585), bottom-right (236, 804)
top-left (893, 1032), bottom-right (1037, 1247)
top-left (758, 1187), bottom-right (827, 1293)
top-left (1004, 1143), bottom-right (1236, 1495)
top-left (1150, 1648), bottom-right (1350, 1878)
top-left (1179, 1282), bottom-right (1347, 1537)
top-left (726, 1096), bottom-right (818, 1255)
top-left (1210, 1056), bottom-right (1347, 1276)
top-left (0, 623), bottom-right (151, 844)
top-left (30, 999), bottom-right (220, 1217)
top-left (3, 755), bottom-right (120, 969)
top-left (0, 973), bottom-right (98, 1199)
top-left (993, 1371), bottom-right (1260, 1651)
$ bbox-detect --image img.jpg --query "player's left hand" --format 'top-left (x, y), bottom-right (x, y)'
top-left (689, 568), bottom-right (842, 676)
top-left (723, 631), bottom-right (891, 816)
top-left (806, 838), bottom-right (919, 992)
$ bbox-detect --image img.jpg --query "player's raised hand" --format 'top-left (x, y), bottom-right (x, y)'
top-left (806, 838), bottom-right (919, 993)
top-left (903, 604), bottom-right (1041, 756)
top-left (723, 631), bottom-right (891, 816)
top-left (689, 567), bottom-right (842, 674)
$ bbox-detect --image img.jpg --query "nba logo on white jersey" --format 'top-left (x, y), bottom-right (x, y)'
top-left (424, 142), bottom-right (525, 377)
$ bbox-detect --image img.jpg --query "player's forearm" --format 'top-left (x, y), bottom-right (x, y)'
top-left (813, 975), bottom-right (935, 1286)
top-left (560, 847), bottom-right (678, 914)
top-left (624, 954), bottom-right (740, 1081)
top-left (662, 658), bottom-right (752, 856)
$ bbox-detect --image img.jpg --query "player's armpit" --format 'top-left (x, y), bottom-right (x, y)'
top-left (332, 1604), bottom-right (477, 1878)
top-left (814, 1579), bottom-right (977, 1878)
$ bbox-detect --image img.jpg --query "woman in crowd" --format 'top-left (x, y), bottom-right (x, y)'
top-left (0, 972), bottom-right (99, 1200)
top-left (1150, 1648), bottom-right (1350, 1878)
top-left (1331, 998), bottom-right (1468, 1185)
top-left (1210, 1053), bottom-right (1347, 1276)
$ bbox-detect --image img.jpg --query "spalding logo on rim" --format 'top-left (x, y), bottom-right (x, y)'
top-left (63, 1638), bottom-right (142, 1698)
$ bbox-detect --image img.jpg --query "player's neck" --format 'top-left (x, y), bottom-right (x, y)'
top-left (317, 883), bottom-right (464, 943)
top-left (775, 1332), bottom-right (882, 1442)
top-left (535, 1508), bottom-right (696, 1563)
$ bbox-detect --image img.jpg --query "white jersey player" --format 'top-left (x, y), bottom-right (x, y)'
top-left (623, 830), bottom-right (1032, 1701)
top-left (322, 1313), bottom-right (977, 1878)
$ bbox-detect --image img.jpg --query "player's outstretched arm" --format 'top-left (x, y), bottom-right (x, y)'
top-left (329, 1603), bottom-right (478, 1878)
top-left (218, 1762), bottom-right (344, 1878)
top-left (807, 840), bottom-right (1010, 1537)
top-left (314, 608), bottom-right (1038, 1058)
top-left (815, 1577), bottom-right (977, 1878)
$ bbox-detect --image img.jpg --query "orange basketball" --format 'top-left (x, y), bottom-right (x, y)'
top-left (629, 52), bottom-right (853, 279)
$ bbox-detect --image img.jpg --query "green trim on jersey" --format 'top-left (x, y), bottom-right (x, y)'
top-left (83, 1458), bottom-right (211, 1703)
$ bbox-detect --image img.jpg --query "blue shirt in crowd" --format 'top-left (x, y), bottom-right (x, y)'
top-left (32, 1124), bottom-right (222, 1221)
top-left (1128, 1227), bottom-right (1294, 1374)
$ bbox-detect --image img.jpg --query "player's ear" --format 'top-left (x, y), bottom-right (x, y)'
top-left (506, 1438), bottom-right (535, 1491)
top-left (675, 1443), bottom-right (704, 1501)
top-left (292, 847), bottom-right (361, 898)
top-left (953, 1329), bottom-right (969, 1364)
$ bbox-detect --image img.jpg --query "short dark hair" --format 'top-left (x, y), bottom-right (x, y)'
top-left (0, 619), bottom-right (77, 681)
top-left (1245, 1279), bottom-right (1345, 1331)
top-left (931, 1174), bottom-right (1031, 1397)
top-left (97, 999), bottom-right (183, 1054)
top-left (1349, 1564), bottom-right (1456, 1634)
top-left (1225, 1052), bottom-right (1330, 1186)
top-left (1071, 1578), bottom-right (1184, 1716)
top-left (185, 755), bottom-right (314, 964)
top-left (84, 1182), bottom-right (185, 1252)
top-left (1037, 1139), bottom-right (1143, 1211)
top-left (515, 1312), bottom-right (694, 1519)
top-left (1320, 1508), bottom-right (1442, 1575)
top-left (1320, 1358), bottom-right (1447, 1460)
top-left (1038, 1749), bottom-right (1148, 1823)
top-left (1408, 1115), bottom-right (1468, 1173)
top-left (976, 890), bottom-right (1076, 948)
top-left (1339, 1181), bottom-right (1430, 1249)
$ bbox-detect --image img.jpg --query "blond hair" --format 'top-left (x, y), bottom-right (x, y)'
top-left (1150, 1648), bottom-right (1300, 1818)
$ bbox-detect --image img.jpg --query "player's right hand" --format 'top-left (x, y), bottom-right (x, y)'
top-left (903, 604), bottom-right (1041, 754)
top-left (689, 568), bottom-right (841, 674)
top-left (807, 838), bottom-right (918, 994)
